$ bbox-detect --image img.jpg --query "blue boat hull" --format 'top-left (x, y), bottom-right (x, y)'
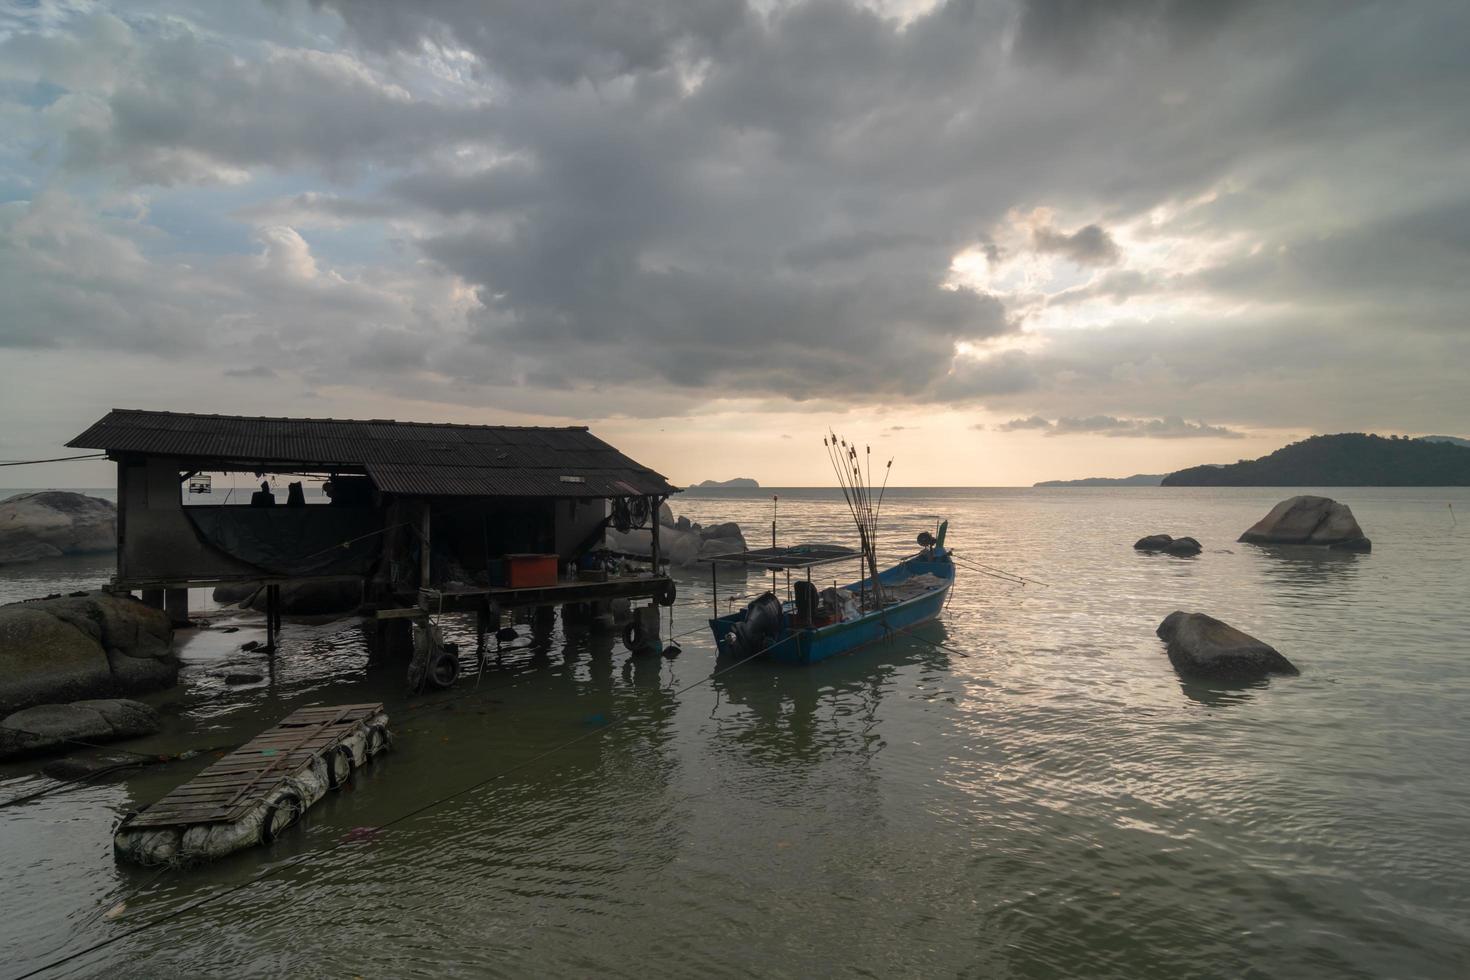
top-left (709, 550), bottom-right (954, 665)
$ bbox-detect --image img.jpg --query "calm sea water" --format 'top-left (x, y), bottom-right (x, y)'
top-left (1, 487), bottom-right (1467, 978)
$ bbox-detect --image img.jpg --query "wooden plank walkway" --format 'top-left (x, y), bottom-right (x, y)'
top-left (128, 703), bottom-right (383, 828)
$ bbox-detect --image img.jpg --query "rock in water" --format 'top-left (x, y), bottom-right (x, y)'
top-left (1239, 495), bottom-right (1371, 551)
top-left (699, 522), bottom-right (745, 543)
top-left (1134, 534), bottom-right (1174, 551)
top-left (1164, 536), bottom-right (1202, 556)
top-left (1156, 611), bottom-right (1298, 681)
top-left (698, 536), bottom-right (746, 559)
top-left (658, 502), bottom-right (675, 528)
top-left (0, 491), bottom-right (116, 565)
top-left (0, 698), bottom-right (160, 759)
top-left (0, 592), bottom-right (177, 714)
top-left (663, 530), bottom-right (703, 567)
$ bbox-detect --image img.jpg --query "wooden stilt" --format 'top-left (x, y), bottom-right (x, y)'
top-left (265, 584), bottom-right (279, 651)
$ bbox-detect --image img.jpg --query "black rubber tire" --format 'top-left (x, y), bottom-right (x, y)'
top-left (367, 722), bottom-right (392, 758)
top-left (622, 618), bottom-right (645, 651)
top-left (261, 791), bottom-right (304, 844)
top-left (655, 578), bottom-right (677, 607)
top-left (327, 745), bottom-right (354, 790)
top-left (427, 648), bottom-right (461, 689)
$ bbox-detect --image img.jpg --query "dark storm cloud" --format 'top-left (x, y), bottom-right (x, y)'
top-left (314, 0), bottom-right (750, 86)
top-left (17, 15), bottom-right (495, 185)
top-left (1014, 0), bottom-right (1259, 65)
top-left (3, 0), bottom-right (1469, 435)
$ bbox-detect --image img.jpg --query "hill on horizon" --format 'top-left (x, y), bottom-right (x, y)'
top-left (1164, 433), bottom-right (1470, 486)
top-left (690, 477), bottom-right (760, 489)
top-left (1034, 473), bottom-right (1165, 487)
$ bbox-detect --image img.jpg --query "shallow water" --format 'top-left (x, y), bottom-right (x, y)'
top-left (2, 487), bottom-right (1468, 978)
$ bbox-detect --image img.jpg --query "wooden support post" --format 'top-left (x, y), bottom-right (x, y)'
top-left (420, 502), bottom-right (433, 589)
top-left (116, 459), bottom-right (128, 583)
top-left (164, 588), bottom-right (190, 628)
top-left (265, 585), bottom-right (277, 652)
top-left (650, 495), bottom-right (662, 571)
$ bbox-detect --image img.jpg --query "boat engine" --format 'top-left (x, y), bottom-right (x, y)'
top-left (723, 592), bottom-right (783, 657)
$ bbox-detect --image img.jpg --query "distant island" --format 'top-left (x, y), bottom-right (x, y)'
top-left (1163, 433), bottom-right (1470, 486)
top-left (691, 477), bottom-right (760, 489)
top-left (1421, 435), bottom-right (1470, 448)
top-left (1034, 473), bottom-right (1164, 488)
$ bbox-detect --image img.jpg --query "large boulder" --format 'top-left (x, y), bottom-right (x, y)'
top-left (1134, 534), bottom-right (1201, 555)
top-left (605, 526), bottom-right (705, 567)
top-left (0, 491), bottom-right (115, 564)
top-left (699, 536), bottom-right (747, 559)
top-left (248, 579), bottom-right (363, 616)
top-left (1239, 496), bottom-right (1371, 551)
top-left (658, 502), bottom-right (676, 528)
top-left (0, 592), bottom-right (177, 713)
top-left (699, 521), bottom-right (745, 543)
top-left (1156, 611), bottom-right (1298, 681)
top-left (0, 698), bottom-right (160, 759)
top-left (663, 529), bottom-right (703, 566)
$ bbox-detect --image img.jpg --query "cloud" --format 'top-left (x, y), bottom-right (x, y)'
top-left (223, 365), bottom-right (276, 379)
top-left (996, 414), bottom-right (1244, 438)
top-left (318, 0), bottom-right (750, 87)
top-left (9, 14), bottom-right (494, 186)
top-left (1, 0), bottom-right (1468, 441)
top-left (997, 415), bottom-right (1053, 431)
top-left (1031, 223), bottom-right (1121, 266)
top-left (1014, 0), bottom-right (1259, 67)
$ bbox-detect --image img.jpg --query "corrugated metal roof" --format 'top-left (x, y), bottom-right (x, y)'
top-left (68, 409), bottom-right (678, 499)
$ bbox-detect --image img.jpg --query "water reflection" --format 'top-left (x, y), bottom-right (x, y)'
top-left (1248, 544), bottom-right (1365, 593)
top-left (1176, 677), bottom-right (1270, 708)
top-left (709, 638), bottom-right (950, 765)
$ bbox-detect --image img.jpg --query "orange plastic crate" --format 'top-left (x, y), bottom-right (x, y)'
top-left (504, 553), bottom-right (558, 589)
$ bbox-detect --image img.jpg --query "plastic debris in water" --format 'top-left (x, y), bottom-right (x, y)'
top-left (102, 902), bottom-right (126, 920)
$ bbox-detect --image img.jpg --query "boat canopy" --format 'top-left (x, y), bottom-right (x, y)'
top-left (701, 544), bottom-right (859, 569)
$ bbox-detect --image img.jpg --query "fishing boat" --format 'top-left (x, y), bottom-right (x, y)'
top-left (705, 524), bottom-right (954, 665)
top-left (704, 431), bottom-right (954, 665)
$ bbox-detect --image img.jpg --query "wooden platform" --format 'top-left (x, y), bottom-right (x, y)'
top-left (386, 574), bottom-right (673, 615)
top-left (128, 704), bottom-right (384, 828)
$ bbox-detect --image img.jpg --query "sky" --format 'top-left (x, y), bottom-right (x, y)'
top-left (1, 0), bottom-right (1467, 488)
